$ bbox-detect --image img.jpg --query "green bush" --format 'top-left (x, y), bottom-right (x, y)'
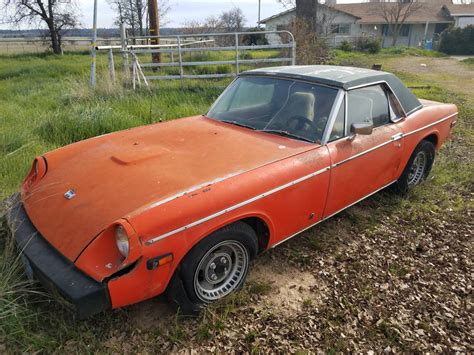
top-left (439, 25), bottom-right (474, 55)
top-left (382, 46), bottom-right (446, 57)
top-left (354, 37), bottom-right (381, 54)
top-left (241, 28), bottom-right (269, 46)
top-left (339, 40), bottom-right (353, 52)
top-left (240, 51), bottom-right (253, 60)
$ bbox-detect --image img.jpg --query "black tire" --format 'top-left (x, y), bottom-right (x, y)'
top-left (167, 222), bottom-right (258, 314)
top-left (395, 140), bottom-right (435, 194)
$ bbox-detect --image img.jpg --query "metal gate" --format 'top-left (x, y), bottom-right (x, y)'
top-left (97, 29), bottom-right (296, 88)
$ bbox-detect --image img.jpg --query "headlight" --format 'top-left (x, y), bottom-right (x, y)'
top-left (115, 225), bottom-right (129, 258)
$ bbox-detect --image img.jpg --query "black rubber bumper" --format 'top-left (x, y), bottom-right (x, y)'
top-left (5, 193), bottom-right (111, 319)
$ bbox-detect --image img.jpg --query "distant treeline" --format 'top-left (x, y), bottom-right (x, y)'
top-left (0, 28), bottom-right (182, 38)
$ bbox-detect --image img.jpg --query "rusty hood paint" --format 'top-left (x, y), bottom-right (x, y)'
top-left (22, 116), bottom-right (316, 261)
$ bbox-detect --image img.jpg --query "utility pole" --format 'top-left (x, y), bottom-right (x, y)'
top-left (148, 0), bottom-right (160, 64)
top-left (90, 0), bottom-right (98, 86)
top-left (258, 0), bottom-right (261, 28)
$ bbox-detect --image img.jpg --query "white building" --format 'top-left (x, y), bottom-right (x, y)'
top-left (261, 0), bottom-right (474, 48)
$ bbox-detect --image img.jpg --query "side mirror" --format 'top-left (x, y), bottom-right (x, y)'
top-left (350, 122), bottom-right (373, 137)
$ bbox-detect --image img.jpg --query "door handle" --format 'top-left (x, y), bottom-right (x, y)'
top-left (391, 133), bottom-right (403, 141)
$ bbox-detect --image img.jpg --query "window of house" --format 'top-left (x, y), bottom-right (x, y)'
top-left (382, 24), bottom-right (410, 37)
top-left (330, 23), bottom-right (351, 34)
top-left (276, 24), bottom-right (290, 31)
top-left (346, 85), bottom-right (391, 135)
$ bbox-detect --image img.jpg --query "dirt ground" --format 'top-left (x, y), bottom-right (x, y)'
top-left (385, 56), bottom-right (474, 101)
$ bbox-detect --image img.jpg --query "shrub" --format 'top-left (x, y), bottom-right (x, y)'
top-left (241, 28), bottom-right (269, 46)
top-left (240, 51), bottom-right (253, 60)
top-left (439, 25), bottom-right (474, 55)
top-left (354, 37), bottom-right (381, 54)
top-left (339, 40), bottom-right (353, 52)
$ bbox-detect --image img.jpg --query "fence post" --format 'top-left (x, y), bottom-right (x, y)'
top-left (132, 54), bottom-right (137, 90)
top-left (292, 38), bottom-right (296, 66)
top-left (177, 36), bottom-right (184, 79)
top-left (120, 23), bottom-right (129, 81)
top-left (235, 33), bottom-right (240, 74)
top-left (108, 48), bottom-right (116, 82)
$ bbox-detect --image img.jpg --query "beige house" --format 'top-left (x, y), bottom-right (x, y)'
top-left (261, 0), bottom-right (474, 48)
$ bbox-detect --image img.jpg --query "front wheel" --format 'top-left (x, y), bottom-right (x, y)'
top-left (168, 222), bottom-right (258, 313)
top-left (395, 140), bottom-right (435, 193)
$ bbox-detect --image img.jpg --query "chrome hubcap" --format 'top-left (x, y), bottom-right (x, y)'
top-left (408, 151), bottom-right (427, 187)
top-left (194, 241), bottom-right (248, 302)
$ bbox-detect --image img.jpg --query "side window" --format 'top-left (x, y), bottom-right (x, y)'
top-left (329, 97), bottom-right (345, 142)
top-left (346, 85), bottom-right (390, 134)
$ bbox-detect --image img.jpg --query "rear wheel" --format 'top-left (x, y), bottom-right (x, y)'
top-left (168, 222), bottom-right (258, 313)
top-left (395, 140), bottom-right (435, 193)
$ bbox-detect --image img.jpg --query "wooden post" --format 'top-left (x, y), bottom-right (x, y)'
top-left (90, 0), bottom-right (98, 87)
top-left (148, 0), bottom-right (160, 64)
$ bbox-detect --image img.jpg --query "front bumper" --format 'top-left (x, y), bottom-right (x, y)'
top-left (5, 193), bottom-right (111, 318)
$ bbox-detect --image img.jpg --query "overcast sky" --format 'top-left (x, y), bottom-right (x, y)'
top-left (2, 0), bottom-right (363, 30)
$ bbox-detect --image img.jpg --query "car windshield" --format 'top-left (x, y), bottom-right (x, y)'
top-left (207, 76), bottom-right (339, 143)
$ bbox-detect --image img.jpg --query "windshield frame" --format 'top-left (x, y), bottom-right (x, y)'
top-left (206, 75), bottom-right (343, 145)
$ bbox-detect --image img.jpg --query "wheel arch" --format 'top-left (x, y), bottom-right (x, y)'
top-left (421, 132), bottom-right (439, 149)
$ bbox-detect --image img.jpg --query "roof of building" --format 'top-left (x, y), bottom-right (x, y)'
top-left (333, 2), bottom-right (452, 24)
top-left (240, 65), bottom-right (422, 114)
top-left (444, 3), bottom-right (474, 16)
top-left (260, 1), bottom-right (473, 25)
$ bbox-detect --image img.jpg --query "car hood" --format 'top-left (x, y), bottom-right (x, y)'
top-left (22, 116), bottom-right (315, 261)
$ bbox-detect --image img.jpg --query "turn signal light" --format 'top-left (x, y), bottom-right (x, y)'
top-left (147, 253), bottom-right (173, 270)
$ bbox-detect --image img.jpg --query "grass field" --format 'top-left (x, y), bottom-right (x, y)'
top-left (0, 49), bottom-right (473, 352)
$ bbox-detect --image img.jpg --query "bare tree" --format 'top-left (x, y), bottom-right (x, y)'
top-left (277, 0), bottom-right (295, 9)
top-left (1, 0), bottom-right (78, 54)
top-left (181, 16), bottom-right (220, 34)
top-left (219, 7), bottom-right (246, 33)
top-left (377, 0), bottom-right (422, 46)
top-left (108, 0), bottom-right (171, 37)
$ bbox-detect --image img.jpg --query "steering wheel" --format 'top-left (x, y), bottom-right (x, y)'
top-left (287, 116), bottom-right (318, 132)
top-left (315, 116), bottom-right (328, 136)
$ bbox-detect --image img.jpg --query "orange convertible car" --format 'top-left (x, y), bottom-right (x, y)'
top-left (6, 66), bottom-right (457, 317)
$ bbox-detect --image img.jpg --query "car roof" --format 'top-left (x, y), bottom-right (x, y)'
top-left (240, 65), bottom-right (422, 115)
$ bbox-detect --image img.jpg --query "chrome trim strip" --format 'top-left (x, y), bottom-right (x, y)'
top-left (331, 138), bottom-right (394, 168)
top-left (145, 166), bottom-right (331, 245)
top-left (272, 180), bottom-right (397, 248)
top-left (144, 112), bottom-right (458, 246)
top-left (403, 112), bottom-right (457, 137)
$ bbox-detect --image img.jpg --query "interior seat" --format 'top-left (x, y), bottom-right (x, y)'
top-left (270, 92), bottom-right (315, 127)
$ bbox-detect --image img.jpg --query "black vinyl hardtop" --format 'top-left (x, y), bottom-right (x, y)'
top-left (241, 65), bottom-right (422, 115)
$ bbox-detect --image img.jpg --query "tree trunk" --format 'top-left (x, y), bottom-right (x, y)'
top-left (391, 36), bottom-right (398, 46)
top-left (149, 0), bottom-right (160, 63)
top-left (296, 0), bottom-right (317, 33)
top-left (391, 28), bottom-right (399, 46)
top-left (47, 20), bottom-right (61, 54)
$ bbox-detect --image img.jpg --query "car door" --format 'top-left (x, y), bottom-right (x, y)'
top-left (322, 83), bottom-right (404, 218)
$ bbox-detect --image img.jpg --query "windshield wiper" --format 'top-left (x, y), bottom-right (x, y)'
top-left (260, 129), bottom-right (315, 143)
top-left (219, 120), bottom-right (257, 130)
